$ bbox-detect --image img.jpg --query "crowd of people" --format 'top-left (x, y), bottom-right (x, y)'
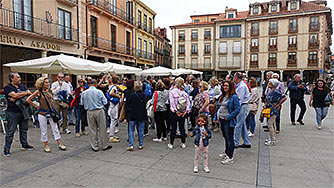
top-left (2, 71), bottom-right (333, 173)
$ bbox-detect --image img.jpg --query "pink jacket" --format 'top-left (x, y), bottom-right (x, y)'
top-left (169, 88), bottom-right (190, 113)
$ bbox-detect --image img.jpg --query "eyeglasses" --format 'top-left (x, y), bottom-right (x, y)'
top-left (197, 119), bottom-right (206, 123)
top-left (58, 76), bottom-right (64, 79)
top-left (199, 85), bottom-right (203, 88)
top-left (78, 81), bottom-right (83, 83)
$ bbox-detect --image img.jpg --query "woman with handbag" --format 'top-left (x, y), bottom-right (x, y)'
top-left (26, 77), bottom-right (66, 153)
top-left (309, 79), bottom-right (334, 130)
top-left (190, 81), bottom-right (210, 130)
top-left (246, 78), bottom-right (260, 137)
top-left (152, 80), bottom-right (169, 142)
top-left (263, 79), bottom-right (287, 146)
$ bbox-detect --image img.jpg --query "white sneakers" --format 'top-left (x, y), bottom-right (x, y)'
top-left (153, 138), bottom-right (162, 142)
top-left (180, 143), bottom-right (186, 149)
top-left (265, 140), bottom-right (276, 146)
top-left (107, 128), bottom-right (110, 134)
top-left (221, 156), bottom-right (234, 165)
top-left (114, 127), bottom-right (120, 134)
top-left (63, 129), bottom-right (71, 134)
top-left (162, 137), bottom-right (167, 141)
top-left (167, 144), bottom-right (173, 149)
top-left (219, 153), bottom-right (227, 159)
top-left (193, 166), bottom-right (210, 173)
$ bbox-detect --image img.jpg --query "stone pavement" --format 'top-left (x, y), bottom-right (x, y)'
top-left (0, 96), bottom-right (333, 187)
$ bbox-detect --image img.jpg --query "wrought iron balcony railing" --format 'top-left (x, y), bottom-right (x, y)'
top-left (0, 8), bottom-right (78, 42)
top-left (88, 36), bottom-right (135, 56)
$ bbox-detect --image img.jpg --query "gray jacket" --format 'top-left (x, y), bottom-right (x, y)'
top-left (152, 90), bottom-right (169, 112)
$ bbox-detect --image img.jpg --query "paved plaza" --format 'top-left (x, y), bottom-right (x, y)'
top-left (0, 96), bottom-right (333, 187)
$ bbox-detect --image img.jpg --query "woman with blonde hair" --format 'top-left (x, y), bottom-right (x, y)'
top-left (168, 77), bottom-right (190, 149)
top-left (26, 77), bottom-right (66, 153)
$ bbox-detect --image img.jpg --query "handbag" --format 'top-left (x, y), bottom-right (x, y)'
top-left (40, 90), bottom-right (60, 123)
top-left (324, 93), bottom-right (333, 105)
top-left (261, 100), bottom-right (278, 118)
top-left (153, 91), bottom-right (158, 112)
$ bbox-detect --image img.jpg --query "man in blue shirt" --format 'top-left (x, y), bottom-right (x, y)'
top-left (287, 74), bottom-right (307, 125)
top-left (81, 79), bottom-right (111, 152)
top-left (233, 72), bottom-right (251, 148)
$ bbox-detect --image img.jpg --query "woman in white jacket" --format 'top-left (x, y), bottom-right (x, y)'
top-left (246, 77), bottom-right (260, 137)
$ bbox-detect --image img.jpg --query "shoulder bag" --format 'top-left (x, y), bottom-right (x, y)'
top-left (40, 90), bottom-right (60, 122)
top-left (324, 92), bottom-right (333, 105)
top-left (261, 100), bottom-right (278, 118)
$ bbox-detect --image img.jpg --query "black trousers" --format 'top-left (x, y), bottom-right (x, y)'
top-left (189, 108), bottom-right (199, 128)
top-left (220, 119), bottom-right (235, 159)
top-left (154, 111), bottom-right (167, 139)
top-left (165, 104), bottom-right (171, 133)
top-left (170, 112), bottom-right (186, 145)
top-left (290, 98), bottom-right (306, 122)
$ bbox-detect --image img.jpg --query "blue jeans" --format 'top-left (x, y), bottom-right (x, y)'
top-left (220, 119), bottom-right (235, 159)
top-left (314, 107), bottom-right (329, 127)
top-left (128, 120), bottom-right (145, 147)
top-left (74, 105), bottom-right (86, 133)
top-left (234, 104), bottom-right (251, 146)
top-left (68, 107), bottom-right (74, 123)
top-left (4, 111), bottom-right (29, 151)
top-left (246, 113), bottom-right (256, 134)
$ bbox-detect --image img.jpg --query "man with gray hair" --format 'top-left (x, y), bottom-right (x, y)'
top-left (81, 79), bottom-right (112, 151)
top-left (287, 74), bottom-right (307, 125)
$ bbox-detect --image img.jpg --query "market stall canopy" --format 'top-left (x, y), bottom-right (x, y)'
top-left (106, 62), bottom-right (141, 74)
top-left (137, 66), bottom-right (174, 76)
top-left (3, 54), bottom-right (113, 75)
top-left (172, 68), bottom-right (203, 75)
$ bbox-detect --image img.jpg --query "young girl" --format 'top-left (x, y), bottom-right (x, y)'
top-left (189, 114), bottom-right (212, 173)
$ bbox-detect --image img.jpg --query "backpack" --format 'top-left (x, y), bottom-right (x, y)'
top-left (143, 82), bottom-right (152, 98)
top-left (193, 92), bottom-right (204, 110)
top-left (176, 90), bottom-right (188, 112)
top-left (107, 85), bottom-right (120, 105)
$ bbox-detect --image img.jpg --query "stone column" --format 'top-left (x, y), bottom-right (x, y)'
top-left (261, 70), bottom-right (265, 83)
top-left (228, 70), bottom-right (232, 75)
top-left (280, 70), bottom-right (284, 81)
top-left (300, 69), bottom-right (304, 79)
top-left (41, 51), bottom-right (48, 78)
top-left (245, 71), bottom-right (249, 77)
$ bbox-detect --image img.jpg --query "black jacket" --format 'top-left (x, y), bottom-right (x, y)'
top-left (128, 91), bottom-right (147, 121)
top-left (287, 80), bottom-right (307, 100)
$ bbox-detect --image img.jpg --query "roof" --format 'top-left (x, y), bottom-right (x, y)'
top-left (190, 13), bottom-right (220, 17)
top-left (170, 21), bottom-right (215, 28)
top-left (216, 11), bottom-right (248, 22)
top-left (248, 0), bottom-right (330, 18)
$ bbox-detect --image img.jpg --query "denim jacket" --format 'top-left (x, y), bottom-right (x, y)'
top-left (191, 126), bottom-right (212, 147)
top-left (213, 94), bottom-right (240, 127)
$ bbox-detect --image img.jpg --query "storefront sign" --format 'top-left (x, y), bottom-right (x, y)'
top-left (0, 34), bottom-right (61, 51)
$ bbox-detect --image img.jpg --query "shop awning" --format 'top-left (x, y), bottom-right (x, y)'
top-left (137, 66), bottom-right (175, 76)
top-left (172, 68), bottom-right (203, 75)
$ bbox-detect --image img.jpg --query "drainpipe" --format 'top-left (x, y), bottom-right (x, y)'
top-left (76, 0), bottom-right (80, 50)
top-left (213, 22), bottom-right (216, 77)
top-left (85, 0), bottom-right (88, 59)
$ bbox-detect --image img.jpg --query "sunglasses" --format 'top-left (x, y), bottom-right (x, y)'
top-left (58, 76), bottom-right (64, 78)
top-left (197, 119), bottom-right (206, 123)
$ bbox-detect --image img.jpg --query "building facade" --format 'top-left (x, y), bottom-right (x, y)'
top-left (246, 0), bottom-right (332, 82)
top-left (0, 0), bottom-right (81, 88)
top-left (154, 27), bottom-right (172, 68)
top-left (83, 0), bottom-right (136, 66)
top-left (134, 0), bottom-right (156, 68)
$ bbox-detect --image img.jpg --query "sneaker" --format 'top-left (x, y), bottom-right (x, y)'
top-left (291, 122), bottom-right (296, 125)
top-left (144, 133), bottom-right (149, 137)
top-left (213, 127), bottom-right (220, 132)
top-left (69, 122), bottom-right (75, 126)
top-left (82, 131), bottom-right (89, 135)
top-left (180, 143), bottom-right (186, 149)
top-left (193, 166), bottom-right (199, 173)
top-left (58, 144), bottom-right (67, 150)
top-left (221, 157), bottom-right (234, 165)
top-left (75, 133), bottom-right (80, 137)
top-left (265, 140), bottom-right (276, 146)
top-left (167, 144), bottom-right (173, 149)
top-left (44, 145), bottom-right (51, 153)
top-left (109, 138), bottom-right (120, 143)
top-left (219, 153), bottom-right (228, 159)
top-left (162, 137), bottom-right (168, 141)
top-left (107, 128), bottom-right (110, 134)
top-left (114, 136), bottom-right (119, 139)
top-left (203, 166), bottom-right (210, 173)
top-left (153, 138), bottom-right (162, 142)
top-left (114, 127), bottom-right (120, 134)
top-left (103, 145), bottom-right (112, 151)
top-left (276, 130), bottom-right (280, 134)
top-left (21, 145), bottom-right (34, 151)
top-left (92, 148), bottom-right (98, 152)
top-left (127, 146), bottom-right (134, 151)
top-left (239, 144), bottom-right (251, 148)
top-left (138, 146), bottom-right (143, 150)
top-left (3, 150), bottom-right (11, 157)
top-left (63, 129), bottom-right (71, 134)
top-left (298, 120), bottom-right (304, 125)
top-left (317, 126), bottom-right (322, 130)
top-left (248, 132), bottom-right (255, 137)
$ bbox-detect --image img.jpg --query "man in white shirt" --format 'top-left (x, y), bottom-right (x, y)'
top-left (51, 73), bottom-right (71, 134)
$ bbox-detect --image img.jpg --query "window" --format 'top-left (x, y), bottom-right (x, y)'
top-left (289, 19), bottom-right (297, 32)
top-left (251, 23), bottom-right (259, 35)
top-left (253, 7), bottom-right (259, 15)
top-left (271, 5), bottom-right (277, 12)
top-left (110, 24), bottom-right (116, 51)
top-left (291, 2), bottom-right (297, 10)
top-left (138, 38), bottom-right (142, 57)
top-left (191, 44), bottom-right (198, 54)
top-left (228, 13), bottom-right (234, 18)
top-left (58, 9), bottom-right (71, 40)
top-left (90, 16), bottom-right (97, 47)
top-left (137, 11), bottom-right (141, 28)
top-left (219, 42), bottom-right (227, 54)
top-left (204, 30), bottom-right (211, 39)
top-left (126, 31), bottom-right (131, 54)
top-left (269, 37), bottom-right (277, 49)
top-left (269, 21), bottom-right (278, 34)
top-left (143, 14), bottom-right (147, 31)
top-left (149, 42), bottom-right (152, 59)
top-left (204, 44), bottom-right (210, 54)
top-left (179, 45), bottom-right (185, 54)
top-left (179, 31), bottom-right (185, 41)
top-left (143, 40), bottom-right (147, 58)
top-left (310, 16), bottom-right (319, 30)
top-left (250, 54), bottom-right (258, 66)
top-left (194, 19), bottom-right (200, 23)
top-left (179, 58), bottom-right (185, 68)
top-left (251, 38), bottom-right (259, 48)
top-left (269, 53), bottom-right (277, 65)
top-left (220, 25), bottom-right (241, 38)
top-left (308, 51), bottom-right (318, 64)
top-left (211, 18), bottom-right (216, 22)
top-left (233, 41), bottom-right (241, 53)
top-left (191, 30), bottom-right (198, 40)
top-left (289, 35), bottom-right (297, 48)
top-left (13, 0), bottom-right (32, 31)
top-left (149, 18), bottom-right (152, 33)
top-left (288, 52), bottom-right (296, 64)
top-left (310, 34), bottom-right (318, 43)
top-left (191, 58), bottom-right (198, 69)
top-left (110, 0), bottom-right (116, 15)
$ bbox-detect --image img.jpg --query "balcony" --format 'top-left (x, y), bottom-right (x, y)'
top-left (309, 42), bottom-right (319, 49)
top-left (288, 26), bottom-right (298, 33)
top-left (268, 60), bottom-right (277, 67)
top-left (308, 59), bottom-right (318, 66)
top-left (251, 29), bottom-right (259, 36)
top-left (287, 60), bottom-right (297, 67)
top-left (178, 51), bottom-right (185, 56)
top-left (250, 46), bottom-right (258, 52)
top-left (250, 61), bottom-right (258, 68)
top-left (154, 46), bottom-right (163, 54)
top-left (269, 28), bottom-right (278, 35)
top-left (309, 23), bottom-right (319, 32)
top-left (137, 50), bottom-right (154, 61)
top-left (204, 50), bottom-right (211, 55)
top-left (57, 0), bottom-right (77, 7)
top-left (88, 0), bottom-right (135, 25)
top-left (268, 44), bottom-right (277, 51)
top-left (88, 37), bottom-right (135, 56)
top-left (191, 36), bottom-right (198, 41)
top-left (288, 43), bottom-right (297, 50)
top-left (143, 24), bottom-right (147, 32)
top-left (204, 35), bottom-right (211, 40)
top-left (0, 8), bottom-right (78, 42)
top-left (178, 36), bottom-right (185, 42)
top-left (191, 51), bottom-right (198, 56)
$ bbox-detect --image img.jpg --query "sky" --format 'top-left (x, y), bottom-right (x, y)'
top-left (141, 0), bottom-right (334, 51)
